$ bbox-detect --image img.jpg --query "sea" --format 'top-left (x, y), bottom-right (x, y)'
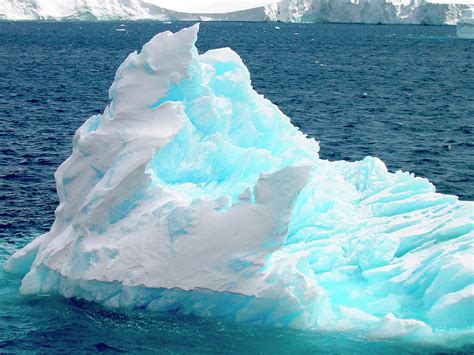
top-left (0, 21), bottom-right (473, 353)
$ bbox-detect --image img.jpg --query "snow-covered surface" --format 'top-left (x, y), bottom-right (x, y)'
top-left (5, 25), bottom-right (474, 344)
top-left (0, 0), bottom-right (165, 20)
top-left (147, 0), bottom-right (276, 14)
top-left (0, 0), bottom-right (468, 24)
top-left (265, 0), bottom-right (467, 25)
top-left (0, 0), bottom-right (266, 21)
top-left (457, 7), bottom-right (474, 37)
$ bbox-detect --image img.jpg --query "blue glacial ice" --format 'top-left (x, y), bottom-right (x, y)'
top-left (5, 24), bottom-right (474, 344)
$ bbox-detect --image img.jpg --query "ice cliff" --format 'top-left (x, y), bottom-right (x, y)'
top-left (265, 0), bottom-right (467, 25)
top-left (5, 25), bottom-right (474, 344)
top-left (0, 0), bottom-right (171, 20)
top-left (0, 0), bottom-right (468, 24)
top-left (0, 0), bottom-right (266, 21)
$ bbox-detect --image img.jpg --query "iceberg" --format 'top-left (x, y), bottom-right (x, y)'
top-left (5, 24), bottom-right (474, 344)
top-left (264, 0), bottom-right (466, 25)
top-left (457, 7), bottom-right (474, 39)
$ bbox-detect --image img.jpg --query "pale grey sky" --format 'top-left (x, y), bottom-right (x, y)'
top-left (147, 0), bottom-right (278, 13)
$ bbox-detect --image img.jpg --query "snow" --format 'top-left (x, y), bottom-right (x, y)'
top-left (0, 0), bottom-right (467, 24)
top-left (146, 0), bottom-right (276, 14)
top-left (0, 0), bottom-right (170, 20)
top-left (0, 0), bottom-right (267, 21)
top-left (457, 7), bottom-right (474, 38)
top-left (5, 24), bottom-right (474, 344)
top-left (264, 0), bottom-right (468, 25)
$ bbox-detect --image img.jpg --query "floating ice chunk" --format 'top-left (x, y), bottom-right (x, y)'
top-left (369, 313), bottom-right (432, 339)
top-left (5, 24), bottom-right (474, 345)
top-left (457, 7), bottom-right (474, 39)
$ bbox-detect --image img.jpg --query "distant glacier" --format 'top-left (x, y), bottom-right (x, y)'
top-left (0, 0), bottom-right (266, 22)
top-left (266, 0), bottom-right (468, 25)
top-left (0, 0), bottom-right (469, 25)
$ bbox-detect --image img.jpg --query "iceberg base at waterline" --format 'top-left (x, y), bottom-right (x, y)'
top-left (5, 24), bottom-right (474, 345)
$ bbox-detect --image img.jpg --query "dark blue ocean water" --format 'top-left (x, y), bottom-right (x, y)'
top-left (0, 21), bottom-right (473, 353)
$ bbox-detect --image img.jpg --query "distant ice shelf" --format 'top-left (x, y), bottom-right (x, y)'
top-left (0, 0), bottom-right (469, 24)
top-left (5, 25), bottom-right (474, 346)
top-left (457, 7), bottom-right (474, 38)
top-left (0, 0), bottom-right (266, 22)
top-left (264, 0), bottom-right (468, 25)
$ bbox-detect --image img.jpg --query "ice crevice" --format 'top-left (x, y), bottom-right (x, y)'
top-left (5, 24), bottom-right (474, 345)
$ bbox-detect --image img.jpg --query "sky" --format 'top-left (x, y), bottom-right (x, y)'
top-left (147, 0), bottom-right (278, 13)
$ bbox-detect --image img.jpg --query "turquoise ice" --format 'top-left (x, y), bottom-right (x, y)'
top-left (5, 24), bottom-right (473, 345)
